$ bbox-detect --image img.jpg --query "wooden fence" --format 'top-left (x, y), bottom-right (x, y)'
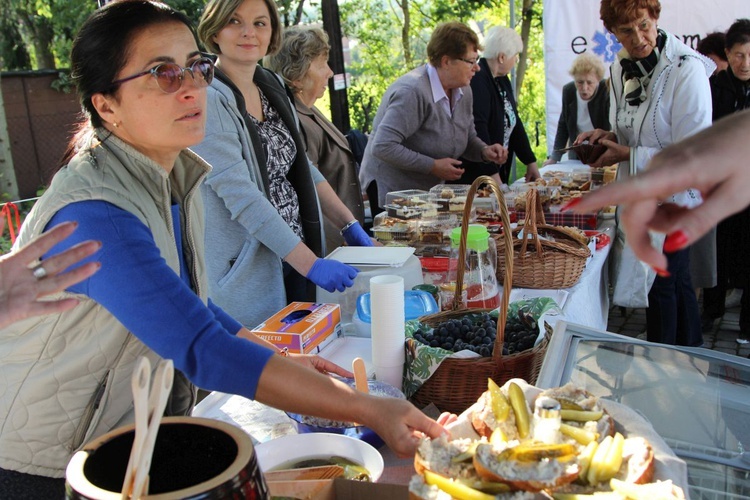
top-left (1, 70), bottom-right (80, 200)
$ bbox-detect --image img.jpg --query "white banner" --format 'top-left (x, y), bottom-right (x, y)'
top-left (542, 0), bottom-right (750, 154)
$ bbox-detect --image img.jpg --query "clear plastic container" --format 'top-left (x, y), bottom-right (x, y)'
top-left (371, 212), bottom-right (417, 242)
top-left (384, 189), bottom-right (439, 220)
top-left (383, 204), bottom-right (423, 220)
top-left (571, 167), bottom-right (592, 187)
top-left (428, 184), bottom-right (473, 214)
top-left (385, 189), bottom-right (430, 207)
top-left (416, 220), bottom-right (448, 244)
top-left (448, 225), bottom-right (500, 309)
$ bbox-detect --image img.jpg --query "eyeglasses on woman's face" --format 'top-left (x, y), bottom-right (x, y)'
top-left (457, 57), bottom-right (480, 67)
top-left (111, 57), bottom-right (215, 94)
top-left (614, 17), bottom-right (654, 39)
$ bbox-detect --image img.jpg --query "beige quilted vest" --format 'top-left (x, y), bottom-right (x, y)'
top-left (0, 130), bottom-right (209, 477)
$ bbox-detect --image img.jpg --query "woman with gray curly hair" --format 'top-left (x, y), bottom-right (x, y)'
top-left (265, 26), bottom-right (365, 251)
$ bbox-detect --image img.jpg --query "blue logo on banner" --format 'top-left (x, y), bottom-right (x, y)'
top-left (592, 30), bottom-right (622, 63)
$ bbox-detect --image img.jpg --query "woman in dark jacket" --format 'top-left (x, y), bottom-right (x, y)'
top-left (546, 53), bottom-right (611, 164)
top-left (701, 18), bottom-right (750, 343)
top-left (453, 26), bottom-right (540, 185)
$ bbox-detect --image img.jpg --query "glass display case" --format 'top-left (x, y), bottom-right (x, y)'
top-left (538, 321), bottom-right (750, 499)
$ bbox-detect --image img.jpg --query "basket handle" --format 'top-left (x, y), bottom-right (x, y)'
top-left (519, 188), bottom-right (545, 258)
top-left (451, 176), bottom-right (514, 361)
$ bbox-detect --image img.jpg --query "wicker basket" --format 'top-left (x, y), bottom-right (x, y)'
top-left (495, 188), bottom-right (590, 289)
top-left (408, 176), bottom-right (551, 414)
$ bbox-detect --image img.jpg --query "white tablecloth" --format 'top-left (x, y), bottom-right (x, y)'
top-left (510, 159), bottom-right (613, 330)
top-left (549, 238), bottom-right (611, 331)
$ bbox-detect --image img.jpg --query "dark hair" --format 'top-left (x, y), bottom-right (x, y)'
top-left (426, 22), bottom-right (481, 67)
top-left (697, 32), bottom-right (728, 61)
top-left (60, 0), bottom-right (195, 167)
top-left (600, 0), bottom-right (661, 33)
top-left (726, 19), bottom-right (750, 50)
top-left (71, 0), bottom-right (195, 128)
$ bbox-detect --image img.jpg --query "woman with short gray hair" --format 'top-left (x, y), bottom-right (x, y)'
top-left (454, 26), bottom-right (540, 186)
top-left (546, 52), bottom-right (611, 164)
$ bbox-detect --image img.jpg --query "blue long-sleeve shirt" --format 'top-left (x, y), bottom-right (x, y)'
top-left (44, 200), bottom-right (274, 399)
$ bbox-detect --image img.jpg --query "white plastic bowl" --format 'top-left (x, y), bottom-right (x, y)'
top-left (254, 432), bottom-right (384, 481)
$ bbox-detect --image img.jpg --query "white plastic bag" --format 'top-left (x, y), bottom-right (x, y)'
top-left (610, 226), bottom-right (666, 308)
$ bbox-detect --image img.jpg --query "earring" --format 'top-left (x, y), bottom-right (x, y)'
top-left (112, 121), bottom-right (119, 128)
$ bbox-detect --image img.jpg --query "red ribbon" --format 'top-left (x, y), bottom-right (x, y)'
top-left (1, 202), bottom-right (21, 245)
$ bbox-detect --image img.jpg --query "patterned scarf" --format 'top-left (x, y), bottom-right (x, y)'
top-left (619, 30), bottom-right (667, 106)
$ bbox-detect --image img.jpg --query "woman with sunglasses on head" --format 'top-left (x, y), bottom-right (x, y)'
top-left (358, 21), bottom-right (508, 215)
top-left (575, 0), bottom-right (714, 347)
top-left (0, 2), bottom-right (447, 495)
top-left (193, 0), bottom-right (372, 330)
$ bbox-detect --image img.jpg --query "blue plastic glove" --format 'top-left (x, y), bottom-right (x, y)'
top-left (342, 221), bottom-right (374, 247)
top-left (307, 258), bottom-right (359, 292)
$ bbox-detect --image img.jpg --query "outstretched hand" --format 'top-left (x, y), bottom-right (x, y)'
top-left (0, 221), bottom-right (101, 329)
top-left (362, 397), bottom-right (449, 457)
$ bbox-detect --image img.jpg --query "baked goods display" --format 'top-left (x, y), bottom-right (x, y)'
top-left (373, 186), bottom-right (477, 252)
top-left (429, 185), bottom-right (473, 214)
top-left (384, 189), bottom-right (440, 220)
top-left (371, 213), bottom-right (415, 242)
top-left (508, 166), bottom-right (617, 214)
top-left (408, 379), bottom-right (685, 500)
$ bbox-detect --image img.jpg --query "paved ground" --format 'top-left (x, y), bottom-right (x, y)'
top-left (606, 299), bottom-right (750, 358)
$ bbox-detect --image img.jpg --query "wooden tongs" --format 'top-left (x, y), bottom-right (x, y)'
top-left (120, 357), bottom-right (174, 499)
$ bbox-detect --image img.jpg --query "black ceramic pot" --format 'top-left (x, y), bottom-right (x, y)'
top-left (65, 417), bottom-right (269, 499)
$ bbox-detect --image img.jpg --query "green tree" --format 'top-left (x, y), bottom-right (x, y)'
top-left (0, 10), bottom-right (31, 70)
top-left (0, 0), bottom-right (206, 71)
top-left (0, 0), bottom-right (93, 70)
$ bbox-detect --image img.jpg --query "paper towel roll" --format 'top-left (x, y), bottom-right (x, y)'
top-left (370, 275), bottom-right (405, 372)
top-left (373, 363), bottom-right (404, 390)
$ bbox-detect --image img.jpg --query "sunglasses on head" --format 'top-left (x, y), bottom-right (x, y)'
top-left (111, 57), bottom-right (214, 94)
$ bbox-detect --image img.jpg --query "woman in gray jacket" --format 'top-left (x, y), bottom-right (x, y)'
top-left (358, 22), bottom-right (507, 213)
top-left (194, 0), bottom-right (373, 328)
